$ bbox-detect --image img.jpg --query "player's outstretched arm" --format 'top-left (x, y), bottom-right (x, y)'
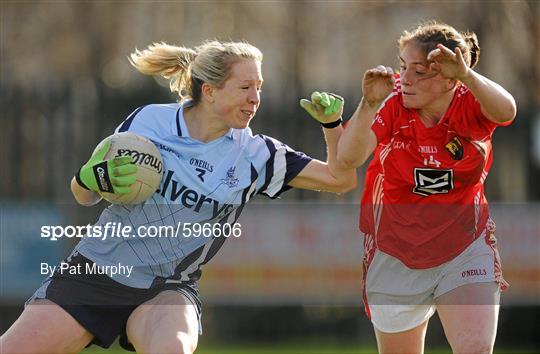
top-left (289, 92), bottom-right (356, 194)
top-left (71, 138), bottom-right (138, 206)
top-left (337, 66), bottom-right (394, 168)
top-left (427, 44), bottom-right (516, 123)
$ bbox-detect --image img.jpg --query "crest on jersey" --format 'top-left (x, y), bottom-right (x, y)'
top-left (445, 136), bottom-right (463, 160)
top-left (413, 168), bottom-right (454, 196)
top-left (221, 167), bottom-right (239, 188)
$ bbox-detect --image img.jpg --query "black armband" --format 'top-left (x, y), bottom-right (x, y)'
top-left (321, 118), bottom-right (343, 129)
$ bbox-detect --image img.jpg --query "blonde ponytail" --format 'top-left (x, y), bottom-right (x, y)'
top-left (130, 40), bottom-right (262, 104)
top-left (129, 42), bottom-right (197, 98)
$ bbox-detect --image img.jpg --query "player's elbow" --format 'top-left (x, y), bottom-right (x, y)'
top-left (337, 152), bottom-right (365, 170)
top-left (502, 99), bottom-right (517, 122)
top-left (332, 174), bottom-right (357, 194)
top-left (496, 100), bottom-right (517, 123)
top-left (342, 178), bottom-right (357, 193)
top-left (345, 175), bottom-right (358, 192)
top-left (486, 96), bottom-right (517, 124)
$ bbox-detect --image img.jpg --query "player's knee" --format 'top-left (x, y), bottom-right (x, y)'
top-left (450, 336), bottom-right (494, 354)
top-left (176, 332), bottom-right (197, 354)
top-left (153, 341), bottom-right (196, 354)
top-left (142, 333), bottom-right (197, 354)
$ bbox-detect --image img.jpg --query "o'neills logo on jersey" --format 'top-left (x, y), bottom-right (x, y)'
top-left (413, 168), bottom-right (454, 196)
top-left (115, 149), bottom-right (163, 173)
top-left (189, 158), bottom-right (214, 182)
top-left (158, 170), bottom-right (234, 219)
top-left (189, 158), bottom-right (214, 173)
top-left (418, 145), bottom-right (438, 154)
top-left (445, 136), bottom-right (463, 160)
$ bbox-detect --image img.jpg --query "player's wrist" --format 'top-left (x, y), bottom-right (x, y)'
top-left (75, 167), bottom-right (91, 190)
top-left (360, 97), bottom-right (381, 110)
top-left (320, 118), bottom-right (343, 128)
top-left (457, 67), bottom-right (474, 84)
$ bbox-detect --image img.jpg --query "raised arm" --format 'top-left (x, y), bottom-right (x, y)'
top-left (337, 66), bottom-right (395, 168)
top-left (288, 92), bottom-right (357, 193)
top-left (428, 44), bottom-right (516, 123)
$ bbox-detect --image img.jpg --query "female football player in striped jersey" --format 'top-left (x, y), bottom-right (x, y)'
top-left (338, 21), bottom-right (516, 354)
top-left (1, 41), bottom-right (356, 353)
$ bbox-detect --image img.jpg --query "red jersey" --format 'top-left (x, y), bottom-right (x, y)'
top-left (360, 76), bottom-right (511, 269)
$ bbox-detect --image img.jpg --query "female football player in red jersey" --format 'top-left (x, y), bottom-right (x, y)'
top-left (338, 21), bottom-right (516, 354)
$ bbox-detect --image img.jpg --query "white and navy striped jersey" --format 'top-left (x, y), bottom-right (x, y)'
top-left (75, 102), bottom-right (311, 288)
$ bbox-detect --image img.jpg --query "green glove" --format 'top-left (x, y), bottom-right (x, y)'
top-left (299, 91), bottom-right (344, 125)
top-left (75, 138), bottom-right (137, 195)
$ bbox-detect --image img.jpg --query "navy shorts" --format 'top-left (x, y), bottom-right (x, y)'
top-left (27, 252), bottom-right (202, 351)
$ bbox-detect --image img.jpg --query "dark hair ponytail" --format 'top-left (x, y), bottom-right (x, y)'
top-left (463, 32), bottom-right (480, 68)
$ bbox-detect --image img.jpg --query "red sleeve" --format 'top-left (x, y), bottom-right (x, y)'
top-left (371, 92), bottom-right (398, 144)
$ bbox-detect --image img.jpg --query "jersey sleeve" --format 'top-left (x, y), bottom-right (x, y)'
top-left (255, 134), bottom-right (312, 199)
top-left (371, 86), bottom-right (400, 144)
top-left (113, 105), bottom-right (174, 141)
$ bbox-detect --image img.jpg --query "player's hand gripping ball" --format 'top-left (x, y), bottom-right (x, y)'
top-left (77, 132), bottom-right (163, 204)
top-left (299, 91), bottom-right (344, 125)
